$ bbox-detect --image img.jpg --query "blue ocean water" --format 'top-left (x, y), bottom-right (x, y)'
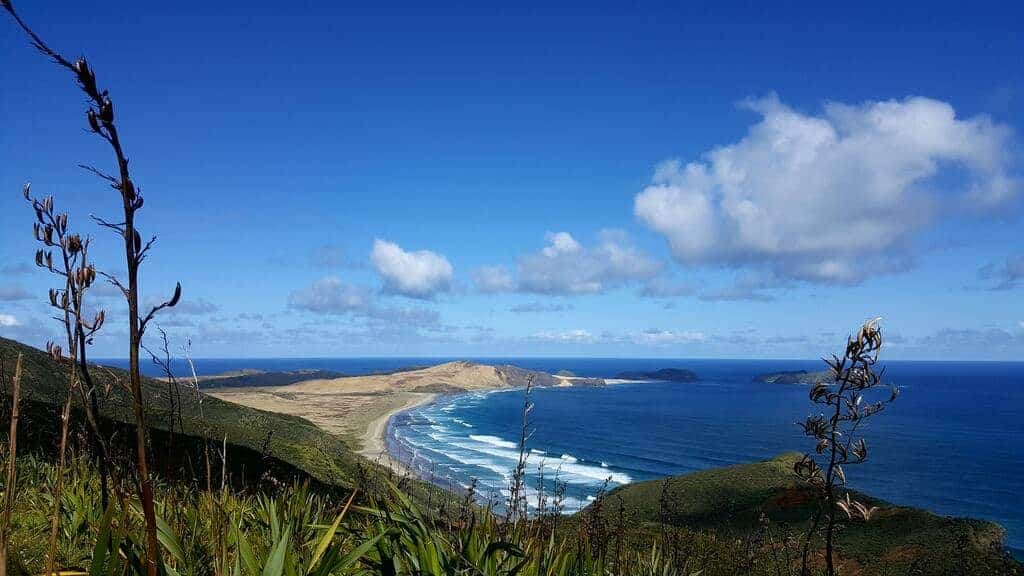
top-left (101, 356), bottom-right (1024, 552)
top-left (385, 359), bottom-right (1024, 554)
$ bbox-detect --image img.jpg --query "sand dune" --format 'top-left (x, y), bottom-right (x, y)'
top-left (206, 361), bottom-right (551, 460)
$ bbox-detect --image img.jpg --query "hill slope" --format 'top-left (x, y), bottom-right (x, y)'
top-left (0, 336), bottom-right (366, 487)
top-left (581, 453), bottom-right (1018, 575)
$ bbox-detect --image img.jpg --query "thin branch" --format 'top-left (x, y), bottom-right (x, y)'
top-left (98, 271), bottom-right (129, 298)
top-left (78, 163), bottom-right (118, 184)
top-left (90, 214), bottom-right (127, 235)
top-left (139, 281), bottom-right (182, 336)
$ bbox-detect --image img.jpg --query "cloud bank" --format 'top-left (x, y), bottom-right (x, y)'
top-left (635, 95), bottom-right (1018, 285)
top-left (476, 230), bottom-right (661, 295)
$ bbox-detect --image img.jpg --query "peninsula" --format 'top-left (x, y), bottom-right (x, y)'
top-left (207, 361), bottom-right (564, 467)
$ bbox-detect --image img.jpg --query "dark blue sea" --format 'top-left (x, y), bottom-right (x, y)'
top-left (104, 356), bottom-right (1024, 554)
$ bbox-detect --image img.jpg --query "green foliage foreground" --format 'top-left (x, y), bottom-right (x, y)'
top-left (0, 453), bottom-right (701, 576)
top-left (2, 452), bottom-right (1019, 576)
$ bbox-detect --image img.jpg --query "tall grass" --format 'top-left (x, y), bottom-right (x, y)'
top-left (0, 453), bottom-right (725, 576)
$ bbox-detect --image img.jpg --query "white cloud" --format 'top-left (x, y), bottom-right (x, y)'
top-left (473, 266), bottom-right (516, 293)
top-left (288, 277), bottom-right (372, 313)
top-left (530, 328), bottom-right (705, 347)
top-left (531, 329), bottom-right (594, 343)
top-left (288, 276), bottom-right (440, 329)
top-left (371, 239), bottom-right (453, 299)
top-left (635, 95), bottom-right (1018, 284)
top-left (628, 329), bottom-right (707, 346)
top-left (480, 230), bottom-right (661, 295)
top-left (0, 314), bottom-right (20, 327)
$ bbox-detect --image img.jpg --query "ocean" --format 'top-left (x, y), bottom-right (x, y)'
top-left (108, 356), bottom-right (1024, 553)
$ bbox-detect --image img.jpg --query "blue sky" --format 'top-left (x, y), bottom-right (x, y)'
top-left (1, 1), bottom-right (1023, 359)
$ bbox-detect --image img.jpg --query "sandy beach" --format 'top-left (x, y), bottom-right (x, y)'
top-left (357, 392), bottom-right (437, 474)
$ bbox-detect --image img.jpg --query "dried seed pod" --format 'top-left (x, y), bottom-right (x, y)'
top-left (87, 108), bottom-right (101, 133)
top-left (167, 282), bottom-right (182, 307)
top-left (99, 96), bottom-right (114, 123)
top-left (47, 342), bottom-right (63, 363)
top-left (67, 234), bottom-right (82, 254)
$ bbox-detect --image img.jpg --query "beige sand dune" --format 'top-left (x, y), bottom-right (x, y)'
top-left (206, 361), bottom-right (546, 473)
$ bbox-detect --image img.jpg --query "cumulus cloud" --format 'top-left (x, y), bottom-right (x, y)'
top-left (978, 253), bottom-right (1024, 290)
top-left (0, 314), bottom-right (20, 327)
top-left (477, 230), bottom-right (661, 295)
top-left (288, 276), bottom-right (439, 327)
top-left (0, 285), bottom-right (32, 301)
top-left (371, 240), bottom-right (453, 299)
top-left (288, 277), bottom-right (373, 314)
top-left (635, 95), bottom-right (1018, 285)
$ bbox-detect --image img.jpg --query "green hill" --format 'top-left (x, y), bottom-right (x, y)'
top-left (0, 336), bottom-right (373, 489)
top-left (578, 453), bottom-right (1019, 575)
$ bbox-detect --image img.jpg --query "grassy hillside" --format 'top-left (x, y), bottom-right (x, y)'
top-left (195, 369), bottom-right (348, 389)
top-left (579, 453), bottom-right (1018, 575)
top-left (0, 336), bottom-right (372, 488)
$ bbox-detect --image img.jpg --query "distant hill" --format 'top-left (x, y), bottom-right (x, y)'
top-left (613, 368), bottom-right (699, 382)
top-left (577, 453), bottom-right (1019, 574)
top-left (196, 369), bottom-right (347, 389)
top-left (753, 369), bottom-right (832, 384)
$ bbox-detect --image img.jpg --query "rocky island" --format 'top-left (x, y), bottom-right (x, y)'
top-left (753, 369), bottom-right (832, 384)
top-left (613, 368), bottom-right (699, 382)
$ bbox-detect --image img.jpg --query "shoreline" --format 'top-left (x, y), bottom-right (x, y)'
top-left (365, 380), bottom-right (655, 475)
top-left (357, 392), bottom-right (437, 475)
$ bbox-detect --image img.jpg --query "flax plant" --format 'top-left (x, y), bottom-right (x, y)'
top-left (0, 354), bottom-right (23, 576)
top-left (2, 3), bottom-right (184, 573)
top-left (24, 188), bottom-right (110, 574)
top-left (795, 318), bottom-right (898, 576)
